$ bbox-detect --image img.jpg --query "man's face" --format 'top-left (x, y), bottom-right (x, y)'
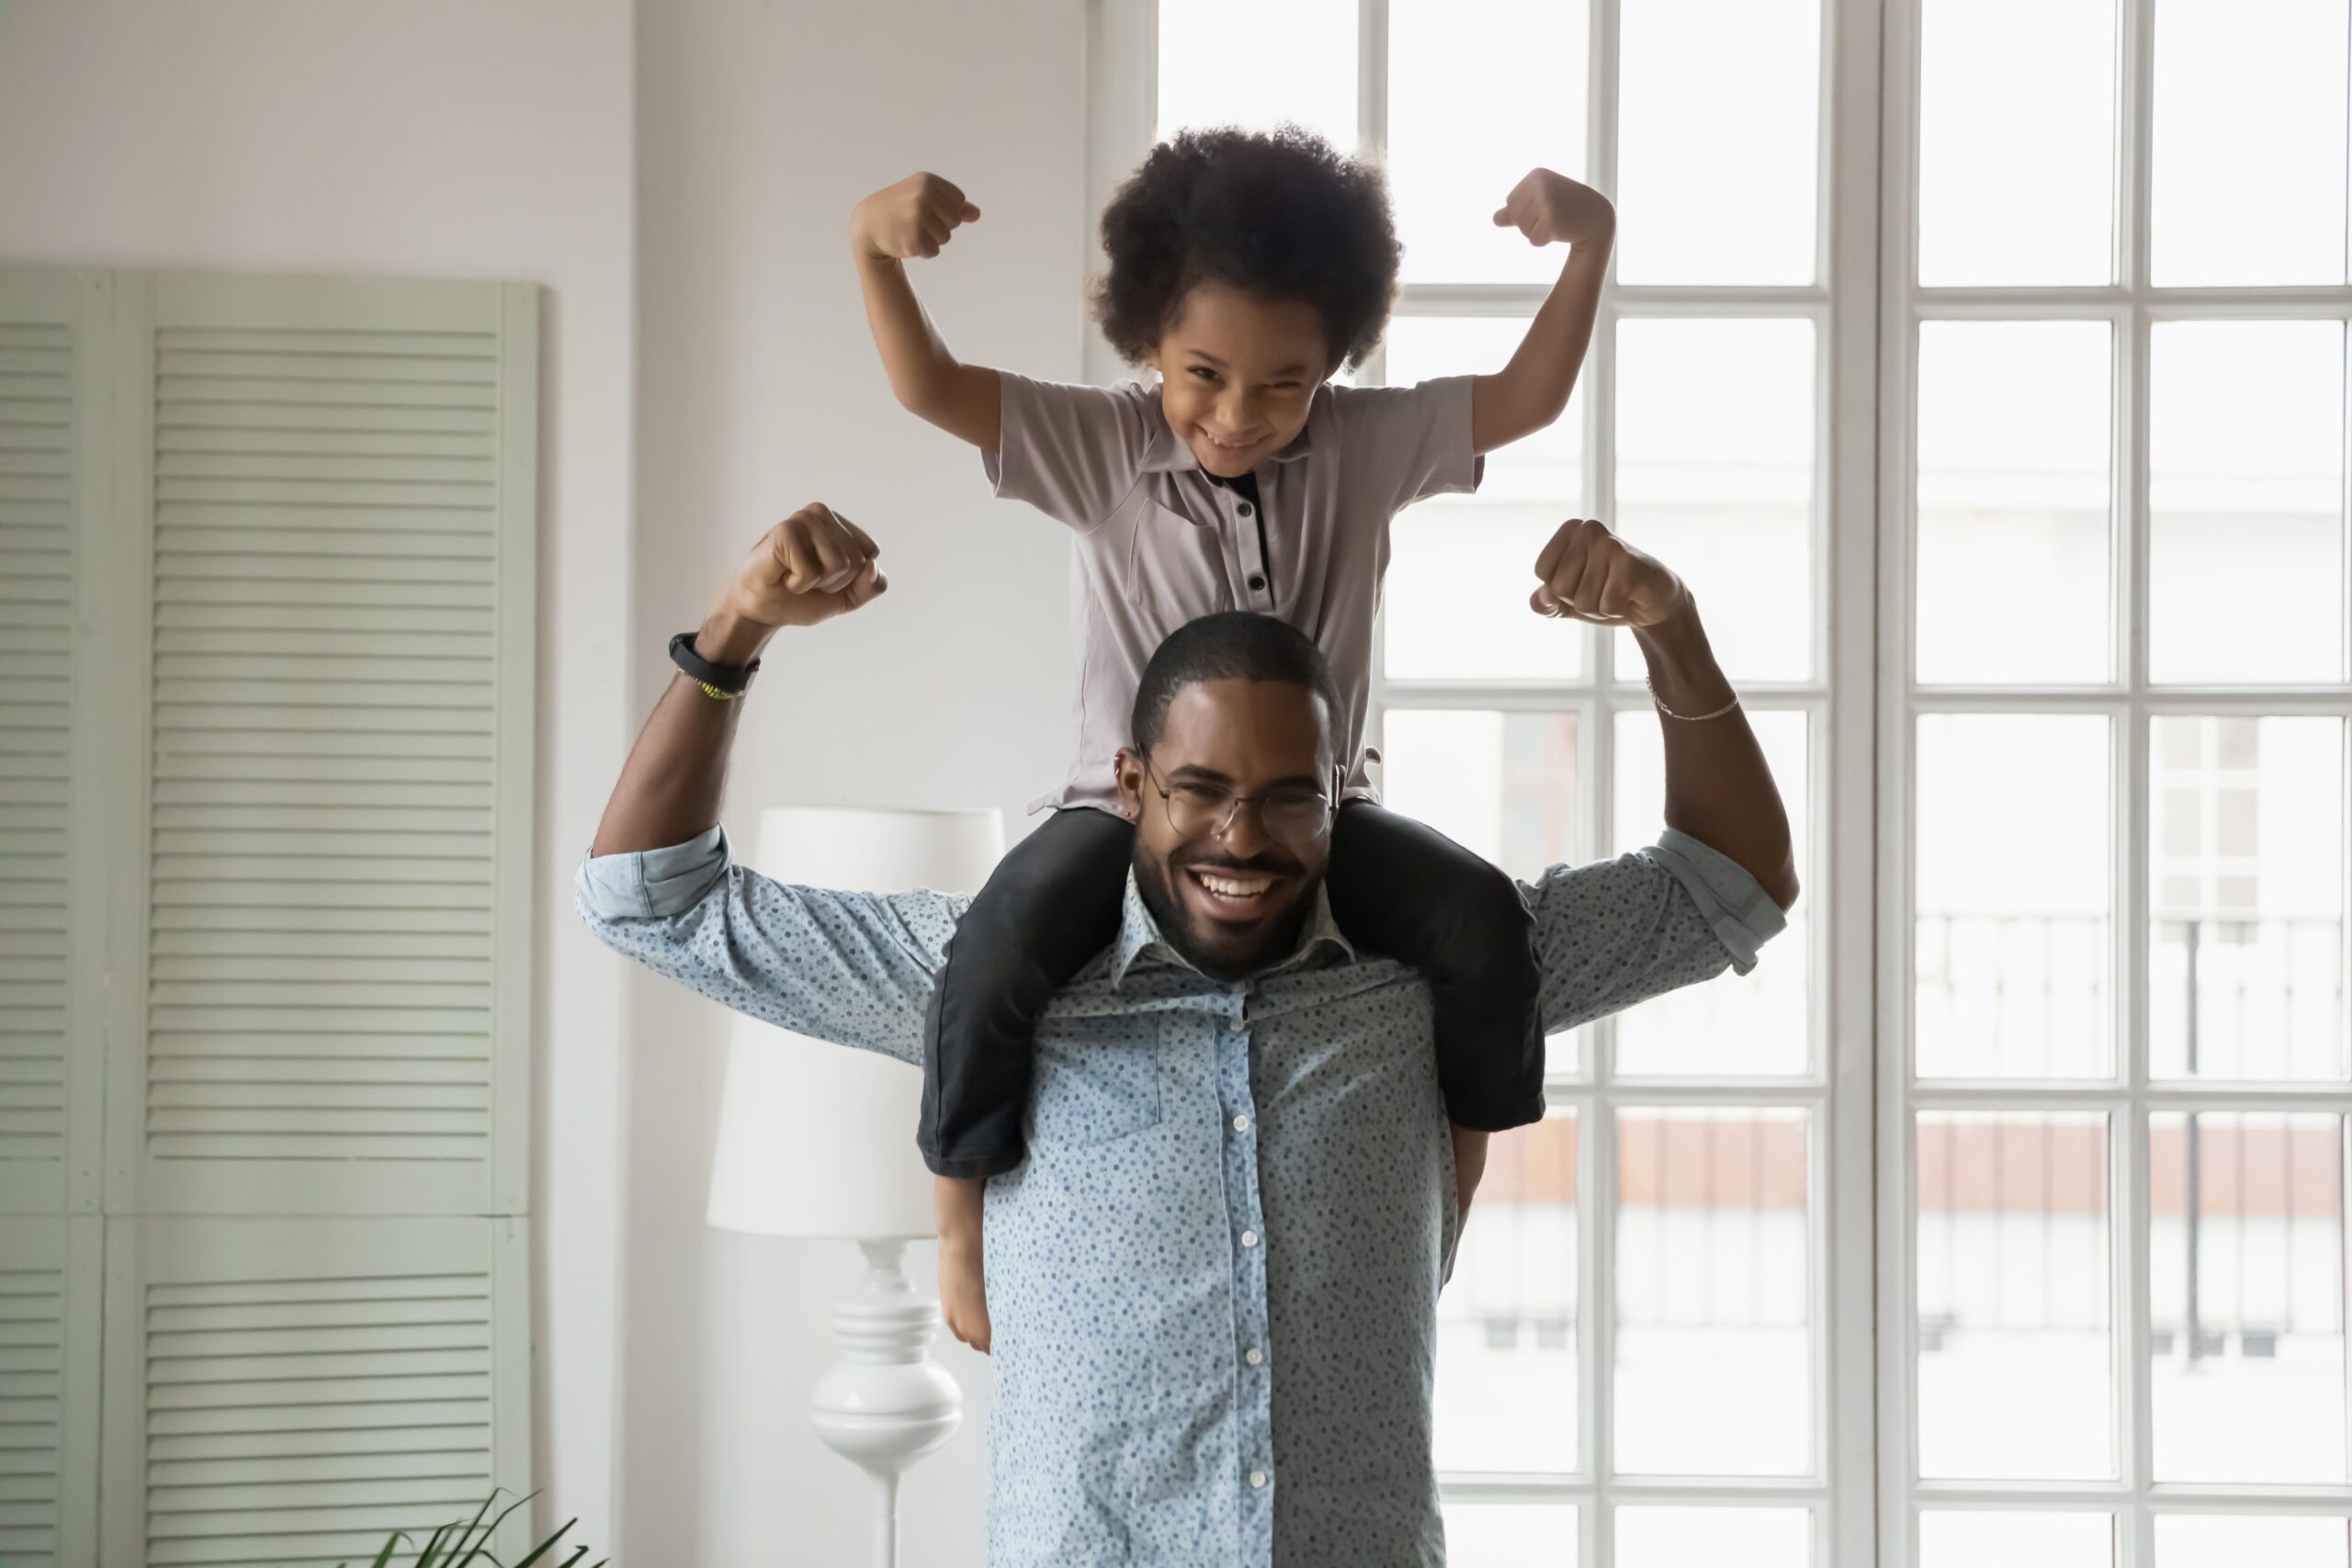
top-left (1144, 282), bottom-right (1335, 479)
top-left (1115, 678), bottom-right (1342, 980)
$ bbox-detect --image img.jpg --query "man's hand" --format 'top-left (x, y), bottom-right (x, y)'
top-left (853, 172), bottom-right (982, 262)
top-left (718, 504), bottom-right (888, 634)
top-left (1492, 168), bottom-right (1616, 248)
top-left (1530, 517), bottom-right (1688, 627)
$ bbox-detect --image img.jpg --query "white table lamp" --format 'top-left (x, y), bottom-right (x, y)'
top-left (706, 805), bottom-right (1005, 1568)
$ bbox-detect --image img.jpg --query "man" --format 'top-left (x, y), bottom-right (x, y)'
top-left (578, 504), bottom-right (1795, 1566)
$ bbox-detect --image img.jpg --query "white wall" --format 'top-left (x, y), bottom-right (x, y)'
top-left (630, 2), bottom-right (1086, 1561)
top-left (0, 0), bottom-right (1093, 1554)
top-left (0, 0), bottom-right (637, 1547)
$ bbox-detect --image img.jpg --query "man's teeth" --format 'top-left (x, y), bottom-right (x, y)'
top-left (1195, 871), bottom-right (1272, 897)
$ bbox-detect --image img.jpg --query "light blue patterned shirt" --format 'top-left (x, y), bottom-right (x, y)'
top-left (577, 826), bottom-right (1784, 1566)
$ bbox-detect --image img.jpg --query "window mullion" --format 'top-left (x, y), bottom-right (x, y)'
top-left (1357, 0), bottom-right (1386, 159)
top-left (2120, 0), bottom-right (2158, 1557)
top-left (1589, 3), bottom-right (1625, 1555)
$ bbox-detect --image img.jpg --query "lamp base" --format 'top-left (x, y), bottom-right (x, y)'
top-left (810, 1238), bottom-right (964, 1567)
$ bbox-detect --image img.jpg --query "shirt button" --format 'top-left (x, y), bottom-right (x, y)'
top-left (1240, 1229), bottom-right (1259, 1248)
top-left (1246, 1347), bottom-right (1264, 1365)
top-left (1250, 1470), bottom-right (1267, 1489)
top-left (1237, 502), bottom-right (1253, 517)
top-left (1233, 1114), bottom-right (1250, 1132)
top-left (1247, 573), bottom-right (1267, 592)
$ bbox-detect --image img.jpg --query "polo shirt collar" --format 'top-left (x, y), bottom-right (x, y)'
top-left (1138, 381), bottom-right (1326, 474)
top-left (1108, 869), bottom-right (1356, 988)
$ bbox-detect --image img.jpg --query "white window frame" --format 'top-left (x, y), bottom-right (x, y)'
top-left (1878, 1), bottom-right (2352, 1564)
top-left (1087, 2), bottom-right (1883, 1562)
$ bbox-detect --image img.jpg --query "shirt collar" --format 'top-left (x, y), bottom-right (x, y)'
top-left (1138, 381), bottom-right (1325, 474)
top-left (1108, 868), bottom-right (1356, 988)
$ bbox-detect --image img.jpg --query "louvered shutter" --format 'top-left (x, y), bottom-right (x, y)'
top-left (79, 272), bottom-right (538, 1567)
top-left (0, 1218), bottom-right (101, 1568)
top-left (0, 268), bottom-right (108, 1219)
top-left (108, 273), bottom-right (536, 1219)
top-left (101, 1216), bottom-right (529, 1568)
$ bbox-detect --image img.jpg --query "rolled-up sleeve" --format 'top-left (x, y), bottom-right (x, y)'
top-left (1523, 827), bottom-right (1789, 1036)
top-left (575, 827), bottom-right (968, 1066)
top-left (1329, 374), bottom-right (1486, 510)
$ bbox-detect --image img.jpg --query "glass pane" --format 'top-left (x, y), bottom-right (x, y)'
top-left (1918, 0), bottom-right (2116, 285)
top-left (2152, 1112), bottom-right (2347, 1483)
top-left (2150, 321), bottom-right (2346, 684)
top-left (1616, 0), bottom-right (1820, 284)
top-left (1381, 708), bottom-right (1581, 1073)
top-left (2152, 0), bottom-right (2351, 286)
top-left (1613, 707), bottom-right (1810, 1076)
top-left (1920, 1512), bottom-right (2115, 1568)
top-left (1916, 321), bottom-right (2113, 685)
top-left (1390, 0), bottom-right (1588, 285)
top-left (1615, 1108), bottom-right (1812, 1474)
top-left (1385, 317), bottom-right (1585, 681)
top-left (1915, 715), bottom-right (2114, 1078)
top-left (1381, 710), bottom-right (1579, 881)
top-left (1437, 1111), bottom-right (1580, 1474)
top-left (1157, 0), bottom-right (1357, 149)
top-left (1613, 318), bottom-right (1815, 682)
top-left (2150, 717), bottom-right (2348, 1081)
top-left (1445, 1502), bottom-right (1579, 1566)
top-left (1617, 1506), bottom-right (1810, 1567)
top-left (1917, 1113), bottom-right (2115, 1480)
top-left (2156, 1515), bottom-right (2350, 1568)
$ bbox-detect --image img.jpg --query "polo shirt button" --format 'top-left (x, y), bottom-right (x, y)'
top-left (1240, 1229), bottom-right (1259, 1248)
top-left (1248, 574), bottom-right (1266, 592)
top-left (1250, 1470), bottom-right (1267, 1489)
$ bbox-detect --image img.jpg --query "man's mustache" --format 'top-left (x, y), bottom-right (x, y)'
top-left (1171, 848), bottom-right (1303, 877)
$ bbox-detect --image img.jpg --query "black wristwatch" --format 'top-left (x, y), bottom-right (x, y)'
top-left (669, 630), bottom-right (761, 697)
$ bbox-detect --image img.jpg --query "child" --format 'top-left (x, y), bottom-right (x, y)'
top-left (850, 127), bottom-right (1613, 1353)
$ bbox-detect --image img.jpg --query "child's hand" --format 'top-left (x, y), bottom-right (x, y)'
top-left (1492, 169), bottom-right (1616, 248)
top-left (853, 172), bottom-right (982, 262)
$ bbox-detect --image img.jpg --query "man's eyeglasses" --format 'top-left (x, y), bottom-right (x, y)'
top-left (1140, 758), bottom-right (1335, 846)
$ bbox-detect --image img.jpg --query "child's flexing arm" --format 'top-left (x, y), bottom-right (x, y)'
top-left (852, 172), bottom-right (1003, 449)
top-left (1471, 169), bottom-right (1616, 456)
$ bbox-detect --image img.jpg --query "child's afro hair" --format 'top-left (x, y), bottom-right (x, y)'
top-left (1091, 125), bottom-right (1402, 372)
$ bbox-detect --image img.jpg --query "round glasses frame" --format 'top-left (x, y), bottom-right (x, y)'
top-left (1138, 757), bottom-right (1336, 846)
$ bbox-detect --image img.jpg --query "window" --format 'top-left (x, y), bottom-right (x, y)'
top-left (1111, 1), bottom-right (1852, 1560)
top-left (1890, 0), bottom-right (2352, 1563)
top-left (1102, 0), bottom-right (2352, 1559)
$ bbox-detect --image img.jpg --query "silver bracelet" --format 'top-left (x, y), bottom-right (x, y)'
top-left (1647, 676), bottom-right (1740, 723)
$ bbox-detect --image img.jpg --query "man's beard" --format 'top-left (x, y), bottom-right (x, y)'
top-left (1130, 840), bottom-right (1321, 982)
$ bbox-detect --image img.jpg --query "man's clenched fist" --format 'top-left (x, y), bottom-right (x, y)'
top-left (722, 504), bottom-right (888, 631)
top-left (1530, 517), bottom-right (1686, 627)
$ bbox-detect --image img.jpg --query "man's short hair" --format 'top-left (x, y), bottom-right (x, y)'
top-left (1131, 613), bottom-right (1343, 760)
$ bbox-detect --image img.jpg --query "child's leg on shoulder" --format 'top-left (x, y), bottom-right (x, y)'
top-left (1323, 801), bottom-right (1546, 1132)
top-left (920, 803), bottom-right (1136, 1176)
top-left (922, 804), bottom-right (1133, 1355)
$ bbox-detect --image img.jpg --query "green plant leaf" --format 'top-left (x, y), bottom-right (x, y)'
top-left (437, 1493), bottom-right (503, 1562)
top-left (504, 1516), bottom-right (580, 1568)
top-left (413, 1520), bottom-right (459, 1568)
top-left (349, 1529), bottom-right (416, 1568)
top-left (451, 1488), bottom-right (538, 1564)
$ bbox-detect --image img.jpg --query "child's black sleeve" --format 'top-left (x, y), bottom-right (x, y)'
top-left (1323, 801), bottom-right (1547, 1132)
top-left (919, 806), bottom-right (1137, 1177)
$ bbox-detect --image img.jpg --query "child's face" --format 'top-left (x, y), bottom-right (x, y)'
top-left (1145, 282), bottom-right (1336, 478)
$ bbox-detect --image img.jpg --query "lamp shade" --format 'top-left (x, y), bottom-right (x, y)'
top-left (706, 806), bottom-right (1005, 1240)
